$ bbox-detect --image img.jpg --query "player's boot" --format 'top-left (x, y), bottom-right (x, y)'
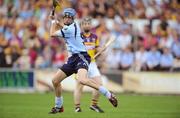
top-left (90, 105), bottom-right (104, 113)
top-left (49, 106), bottom-right (64, 114)
top-left (109, 92), bottom-right (118, 107)
top-left (75, 107), bottom-right (82, 112)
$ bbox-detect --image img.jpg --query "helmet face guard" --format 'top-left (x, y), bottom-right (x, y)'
top-left (63, 8), bottom-right (76, 18)
top-left (63, 13), bottom-right (73, 19)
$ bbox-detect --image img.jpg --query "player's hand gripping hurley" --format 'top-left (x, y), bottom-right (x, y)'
top-left (52, 0), bottom-right (62, 16)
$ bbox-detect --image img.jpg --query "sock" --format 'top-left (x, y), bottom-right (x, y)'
top-left (91, 99), bottom-right (98, 106)
top-left (75, 104), bottom-right (80, 108)
top-left (55, 96), bottom-right (63, 108)
top-left (99, 86), bottom-right (111, 99)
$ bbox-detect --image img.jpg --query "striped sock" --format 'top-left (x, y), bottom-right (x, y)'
top-left (91, 99), bottom-right (98, 106)
top-left (75, 104), bottom-right (80, 108)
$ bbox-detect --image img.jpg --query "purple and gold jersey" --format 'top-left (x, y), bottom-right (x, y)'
top-left (81, 32), bottom-right (99, 62)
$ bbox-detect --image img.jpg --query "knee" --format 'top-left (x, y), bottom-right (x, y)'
top-left (52, 78), bottom-right (60, 87)
top-left (93, 76), bottom-right (103, 85)
top-left (97, 79), bottom-right (103, 86)
top-left (76, 81), bottom-right (84, 90)
top-left (78, 78), bottom-right (87, 85)
top-left (99, 81), bottom-right (103, 86)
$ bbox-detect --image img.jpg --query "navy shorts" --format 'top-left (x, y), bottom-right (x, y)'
top-left (60, 52), bottom-right (91, 77)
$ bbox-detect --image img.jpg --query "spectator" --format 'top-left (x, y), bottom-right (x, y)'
top-left (94, 16), bottom-right (109, 46)
top-left (91, 0), bottom-right (106, 17)
top-left (35, 45), bottom-right (52, 69)
top-left (146, 46), bottom-right (161, 71)
top-left (119, 46), bottom-right (134, 70)
top-left (29, 47), bottom-right (37, 68)
top-left (106, 48), bottom-right (121, 69)
top-left (9, 28), bottom-right (23, 48)
top-left (135, 45), bottom-right (148, 71)
top-left (145, 0), bottom-right (161, 19)
top-left (171, 34), bottom-right (180, 59)
top-left (105, 6), bottom-right (121, 31)
top-left (13, 49), bottom-right (30, 69)
top-left (134, 0), bottom-right (145, 18)
top-left (0, 33), bottom-right (8, 67)
top-left (158, 32), bottom-right (173, 51)
top-left (19, 3), bottom-right (34, 20)
top-left (3, 18), bottom-right (13, 40)
top-left (3, 44), bottom-right (21, 68)
top-left (116, 26), bottom-right (132, 50)
top-left (141, 25), bottom-right (158, 50)
top-left (160, 47), bottom-right (174, 71)
top-left (52, 46), bottom-right (67, 68)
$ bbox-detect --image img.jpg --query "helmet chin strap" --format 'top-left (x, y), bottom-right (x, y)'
top-left (64, 23), bottom-right (71, 26)
top-left (64, 21), bottom-right (74, 26)
top-left (64, 18), bottom-right (74, 26)
top-left (84, 29), bottom-right (90, 33)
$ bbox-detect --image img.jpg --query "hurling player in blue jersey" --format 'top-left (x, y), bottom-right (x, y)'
top-left (49, 8), bottom-right (118, 114)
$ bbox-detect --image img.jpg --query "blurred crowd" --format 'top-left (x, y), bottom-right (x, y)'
top-left (0, 0), bottom-right (180, 71)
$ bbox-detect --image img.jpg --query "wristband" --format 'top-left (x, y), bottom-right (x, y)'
top-left (51, 20), bottom-right (56, 24)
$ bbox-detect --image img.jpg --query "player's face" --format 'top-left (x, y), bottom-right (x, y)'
top-left (63, 16), bottom-right (73, 25)
top-left (82, 22), bottom-right (91, 32)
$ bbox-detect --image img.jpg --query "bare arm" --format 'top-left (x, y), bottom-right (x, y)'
top-left (49, 15), bottom-right (63, 37)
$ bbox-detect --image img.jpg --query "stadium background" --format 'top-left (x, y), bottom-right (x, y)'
top-left (0, 0), bottom-right (180, 118)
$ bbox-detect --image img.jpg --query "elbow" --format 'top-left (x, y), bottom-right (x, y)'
top-left (50, 34), bottom-right (54, 37)
top-left (50, 32), bottom-right (56, 37)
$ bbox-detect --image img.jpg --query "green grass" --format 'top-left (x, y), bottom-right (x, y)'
top-left (0, 92), bottom-right (180, 118)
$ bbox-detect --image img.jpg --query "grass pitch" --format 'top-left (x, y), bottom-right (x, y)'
top-left (0, 92), bottom-right (180, 118)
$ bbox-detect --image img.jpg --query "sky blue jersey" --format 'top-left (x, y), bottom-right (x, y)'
top-left (54, 22), bottom-right (87, 54)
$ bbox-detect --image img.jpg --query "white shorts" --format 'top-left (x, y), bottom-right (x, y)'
top-left (88, 62), bottom-right (101, 78)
